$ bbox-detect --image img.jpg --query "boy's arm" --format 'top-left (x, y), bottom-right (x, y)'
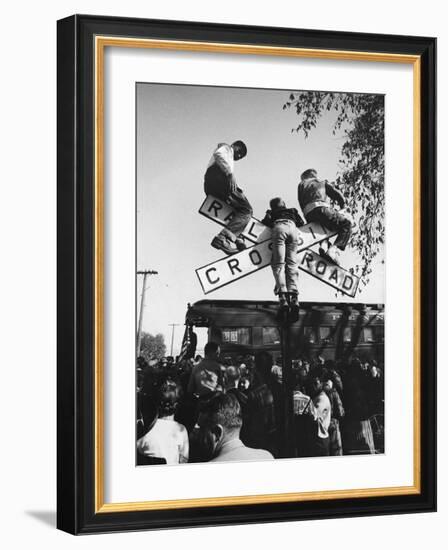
top-left (261, 209), bottom-right (273, 227)
top-left (325, 181), bottom-right (345, 208)
top-left (292, 208), bottom-right (305, 227)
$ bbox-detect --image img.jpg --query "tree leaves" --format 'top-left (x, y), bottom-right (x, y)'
top-left (140, 332), bottom-right (167, 362)
top-left (284, 91), bottom-right (385, 290)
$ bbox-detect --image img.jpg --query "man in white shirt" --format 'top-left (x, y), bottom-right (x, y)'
top-left (204, 140), bottom-right (252, 255)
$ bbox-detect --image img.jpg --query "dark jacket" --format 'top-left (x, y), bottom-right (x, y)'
top-left (298, 177), bottom-right (345, 217)
top-left (240, 383), bottom-right (276, 454)
top-left (261, 207), bottom-right (304, 228)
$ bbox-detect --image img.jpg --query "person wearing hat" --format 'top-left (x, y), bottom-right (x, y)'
top-left (204, 140), bottom-right (253, 255)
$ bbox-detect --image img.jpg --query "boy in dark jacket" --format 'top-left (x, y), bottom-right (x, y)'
top-left (262, 197), bottom-right (304, 307)
top-left (298, 168), bottom-right (352, 266)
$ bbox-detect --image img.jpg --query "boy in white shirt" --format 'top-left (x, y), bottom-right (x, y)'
top-left (204, 140), bottom-right (252, 255)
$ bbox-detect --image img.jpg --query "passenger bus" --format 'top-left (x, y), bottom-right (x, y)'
top-left (185, 299), bottom-right (384, 364)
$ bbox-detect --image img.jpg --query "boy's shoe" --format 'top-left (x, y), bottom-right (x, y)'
top-left (211, 235), bottom-right (238, 255)
top-left (235, 237), bottom-right (247, 251)
top-left (278, 293), bottom-right (289, 308)
top-left (289, 293), bottom-right (300, 322)
top-left (290, 293), bottom-right (300, 308)
top-left (319, 244), bottom-right (341, 266)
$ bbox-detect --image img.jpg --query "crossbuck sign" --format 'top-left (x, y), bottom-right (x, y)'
top-left (196, 195), bottom-right (360, 297)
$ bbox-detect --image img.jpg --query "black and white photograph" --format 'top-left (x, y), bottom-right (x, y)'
top-left (135, 83), bottom-right (385, 466)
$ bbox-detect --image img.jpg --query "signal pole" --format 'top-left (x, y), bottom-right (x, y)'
top-left (168, 323), bottom-right (180, 357)
top-left (277, 296), bottom-right (299, 458)
top-left (136, 270), bottom-right (158, 356)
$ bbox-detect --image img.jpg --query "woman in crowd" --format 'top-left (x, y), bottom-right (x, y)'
top-left (137, 380), bottom-right (189, 465)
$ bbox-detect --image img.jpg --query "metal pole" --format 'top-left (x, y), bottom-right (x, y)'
top-left (136, 272), bottom-right (148, 356)
top-left (281, 319), bottom-right (295, 458)
top-left (168, 323), bottom-right (180, 357)
top-left (136, 270), bottom-right (158, 356)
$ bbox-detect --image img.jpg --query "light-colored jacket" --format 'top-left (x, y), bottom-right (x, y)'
top-left (207, 143), bottom-right (234, 176)
top-left (313, 391), bottom-right (332, 439)
top-left (211, 438), bottom-right (274, 462)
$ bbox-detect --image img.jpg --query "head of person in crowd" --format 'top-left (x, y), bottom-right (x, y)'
top-left (137, 355), bottom-right (149, 369)
top-left (197, 393), bottom-right (243, 460)
top-left (310, 373), bottom-right (324, 398)
top-left (370, 365), bottom-right (380, 378)
top-left (244, 355), bottom-right (256, 372)
top-left (239, 363), bottom-right (247, 376)
top-left (316, 355), bottom-right (325, 367)
top-left (159, 357), bottom-right (168, 369)
top-left (238, 376), bottom-right (251, 391)
top-left (302, 360), bottom-right (310, 374)
top-left (225, 365), bottom-right (241, 390)
top-left (350, 357), bottom-right (362, 372)
top-left (323, 378), bottom-right (333, 393)
top-left (136, 367), bottom-right (144, 391)
top-left (157, 380), bottom-right (181, 419)
top-left (204, 341), bottom-right (220, 360)
top-left (231, 140), bottom-right (248, 161)
top-left (361, 360), bottom-right (370, 372)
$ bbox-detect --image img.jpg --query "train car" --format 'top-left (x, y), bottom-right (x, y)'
top-left (185, 299), bottom-right (384, 364)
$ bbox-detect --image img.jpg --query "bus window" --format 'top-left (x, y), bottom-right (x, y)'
top-left (222, 328), bottom-right (250, 345)
top-left (262, 327), bottom-right (280, 345)
top-left (343, 327), bottom-right (352, 343)
top-left (376, 325), bottom-right (384, 343)
top-left (319, 326), bottom-right (334, 344)
top-left (362, 327), bottom-right (375, 343)
top-left (304, 327), bottom-right (318, 344)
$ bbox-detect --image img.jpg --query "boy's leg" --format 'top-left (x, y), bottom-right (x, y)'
top-left (271, 226), bottom-right (287, 298)
top-left (307, 207), bottom-right (352, 250)
top-left (226, 188), bottom-right (253, 240)
top-left (285, 227), bottom-right (299, 295)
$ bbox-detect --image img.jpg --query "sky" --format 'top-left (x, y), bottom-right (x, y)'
top-left (136, 83), bottom-right (385, 355)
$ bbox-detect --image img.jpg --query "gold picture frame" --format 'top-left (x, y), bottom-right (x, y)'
top-left (57, 15), bottom-right (436, 534)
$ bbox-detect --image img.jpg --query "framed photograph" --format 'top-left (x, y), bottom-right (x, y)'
top-left (57, 15), bottom-right (436, 534)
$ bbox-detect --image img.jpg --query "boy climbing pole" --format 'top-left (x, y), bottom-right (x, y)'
top-left (204, 141), bottom-right (253, 255)
top-left (262, 197), bottom-right (305, 309)
top-left (297, 169), bottom-right (352, 266)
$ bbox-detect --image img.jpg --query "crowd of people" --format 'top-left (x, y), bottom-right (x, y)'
top-left (136, 344), bottom-right (384, 465)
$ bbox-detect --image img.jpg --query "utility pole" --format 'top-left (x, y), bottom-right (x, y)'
top-left (168, 323), bottom-right (180, 357)
top-left (278, 296), bottom-right (300, 458)
top-left (136, 270), bottom-right (158, 357)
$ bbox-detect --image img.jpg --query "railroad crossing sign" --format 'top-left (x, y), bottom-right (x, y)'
top-left (196, 195), bottom-right (360, 297)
